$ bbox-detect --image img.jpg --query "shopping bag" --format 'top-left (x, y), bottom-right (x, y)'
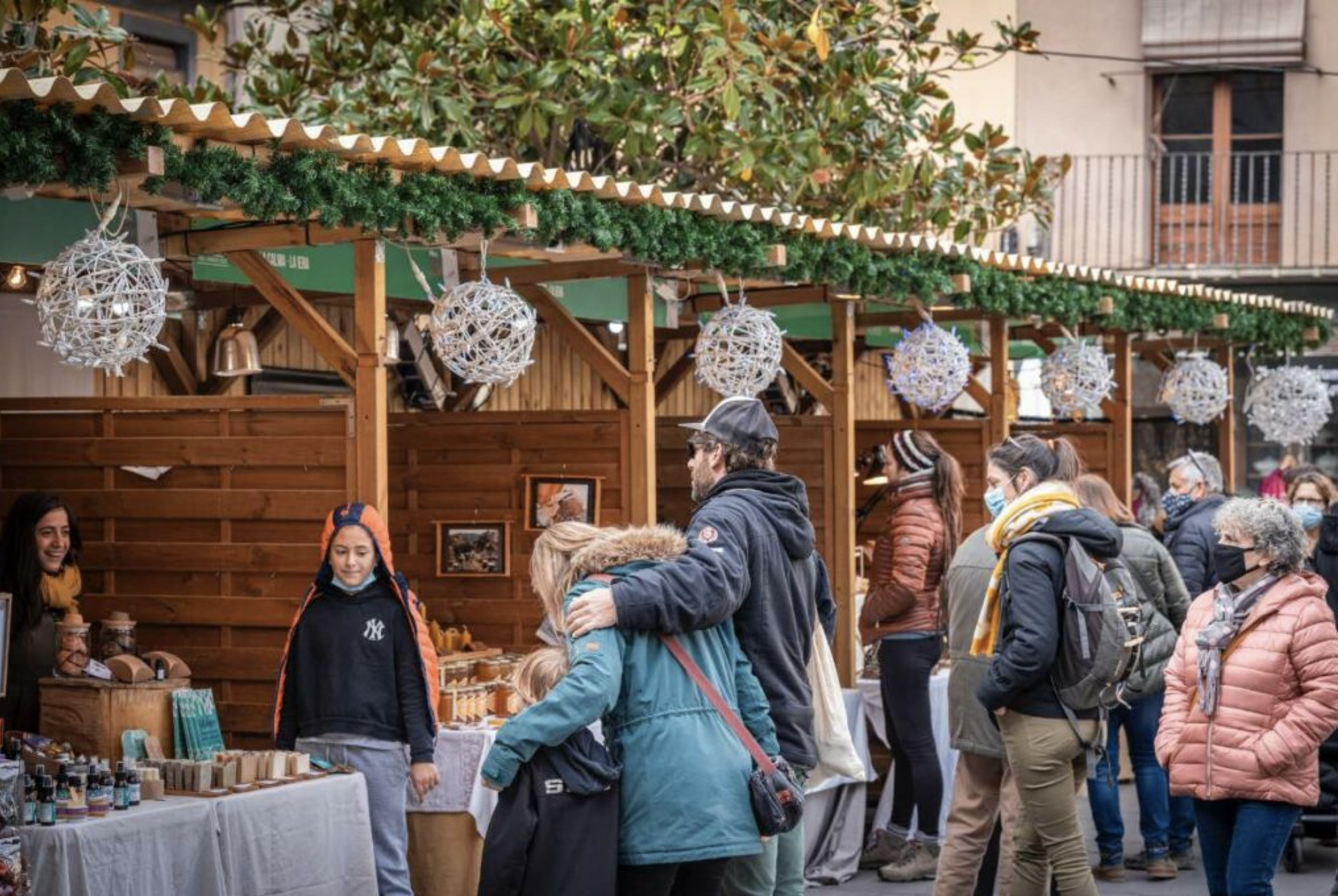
top-left (805, 622), bottom-right (866, 789)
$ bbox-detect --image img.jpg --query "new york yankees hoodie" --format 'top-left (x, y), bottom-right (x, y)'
top-left (275, 575), bottom-right (437, 762)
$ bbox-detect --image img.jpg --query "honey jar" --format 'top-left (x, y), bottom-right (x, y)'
top-left (475, 659), bottom-right (502, 682)
top-left (492, 681), bottom-right (517, 718)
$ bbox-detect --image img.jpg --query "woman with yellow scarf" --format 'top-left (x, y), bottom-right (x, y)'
top-left (970, 435), bottom-right (1122, 896)
top-left (0, 492), bottom-right (83, 732)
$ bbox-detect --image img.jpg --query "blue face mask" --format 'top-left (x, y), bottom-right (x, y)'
top-left (1295, 503), bottom-right (1324, 531)
top-left (335, 570), bottom-right (377, 593)
top-left (984, 486), bottom-right (1008, 519)
top-left (1162, 491), bottom-right (1195, 518)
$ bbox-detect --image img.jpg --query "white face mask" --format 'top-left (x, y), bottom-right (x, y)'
top-left (984, 486), bottom-right (1008, 519)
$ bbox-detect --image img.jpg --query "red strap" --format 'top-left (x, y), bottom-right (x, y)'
top-left (583, 573), bottom-right (775, 774)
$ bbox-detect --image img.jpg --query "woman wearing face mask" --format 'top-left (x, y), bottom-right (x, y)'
top-left (0, 492), bottom-right (83, 732)
top-left (970, 434), bottom-right (1120, 896)
top-left (1286, 471), bottom-right (1338, 619)
top-left (1156, 498), bottom-right (1338, 896)
top-left (857, 430), bottom-right (963, 882)
top-left (275, 503), bottom-right (441, 896)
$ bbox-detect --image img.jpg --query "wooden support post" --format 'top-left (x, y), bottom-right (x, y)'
top-left (227, 250), bottom-right (357, 386)
top-left (780, 342), bottom-right (836, 408)
top-left (654, 343), bottom-right (696, 404)
top-left (830, 299), bottom-right (858, 685)
top-left (149, 321), bottom-right (199, 396)
top-left (1217, 344), bottom-right (1238, 493)
top-left (628, 275), bottom-right (657, 525)
top-left (1110, 331), bottom-right (1133, 505)
top-left (988, 318), bottom-right (1011, 449)
top-left (353, 240), bottom-right (389, 516)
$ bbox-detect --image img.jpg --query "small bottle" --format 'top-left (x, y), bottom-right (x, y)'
top-left (86, 764), bottom-right (109, 819)
top-left (37, 777), bottom-right (55, 827)
top-left (21, 775), bottom-right (35, 826)
top-left (127, 764), bottom-right (140, 806)
top-left (66, 771), bottom-right (87, 822)
top-left (153, 658), bottom-right (167, 681)
top-left (54, 765), bottom-right (70, 823)
top-left (113, 764), bottom-right (129, 811)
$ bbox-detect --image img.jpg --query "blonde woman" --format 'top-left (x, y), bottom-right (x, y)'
top-left (481, 522), bottom-right (778, 896)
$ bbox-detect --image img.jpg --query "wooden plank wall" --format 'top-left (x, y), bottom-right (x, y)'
top-left (1013, 421), bottom-right (1116, 490)
top-left (388, 411), bottom-right (631, 651)
top-left (0, 397), bottom-right (353, 749)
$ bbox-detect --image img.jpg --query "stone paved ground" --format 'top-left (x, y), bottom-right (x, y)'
top-left (827, 784), bottom-right (1337, 896)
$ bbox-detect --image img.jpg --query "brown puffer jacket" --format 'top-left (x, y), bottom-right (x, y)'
top-left (1155, 571), bottom-right (1338, 806)
top-left (859, 475), bottom-right (947, 644)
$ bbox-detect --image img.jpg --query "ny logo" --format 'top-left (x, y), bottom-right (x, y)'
top-left (363, 618), bottom-right (385, 642)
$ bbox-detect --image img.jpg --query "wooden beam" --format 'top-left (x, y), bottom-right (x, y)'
top-left (963, 375), bottom-right (992, 411)
top-left (165, 222), bottom-right (371, 257)
top-left (148, 321), bottom-right (198, 396)
top-left (1141, 351), bottom-right (1176, 374)
top-left (1132, 337), bottom-right (1226, 354)
top-left (691, 285), bottom-right (826, 312)
top-left (516, 284), bottom-right (632, 403)
top-left (226, 250), bottom-right (358, 386)
top-left (854, 307), bottom-right (985, 330)
top-left (488, 258), bottom-right (639, 288)
top-left (1109, 331), bottom-right (1133, 504)
top-left (989, 318), bottom-right (1011, 447)
top-left (627, 275), bottom-right (656, 524)
top-left (353, 240), bottom-right (389, 515)
top-left (1218, 344), bottom-right (1238, 493)
top-left (450, 382), bottom-right (484, 412)
top-left (199, 308), bottom-right (285, 396)
top-left (655, 343), bottom-right (696, 404)
top-left (830, 299), bottom-right (858, 685)
top-left (780, 342), bottom-right (836, 408)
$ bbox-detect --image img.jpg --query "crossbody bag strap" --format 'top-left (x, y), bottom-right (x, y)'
top-left (582, 572), bottom-right (776, 773)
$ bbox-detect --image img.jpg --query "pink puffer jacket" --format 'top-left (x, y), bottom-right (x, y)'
top-left (1155, 571), bottom-right (1338, 805)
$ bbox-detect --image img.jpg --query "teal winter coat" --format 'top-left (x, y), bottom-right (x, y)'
top-left (480, 525), bottom-right (779, 866)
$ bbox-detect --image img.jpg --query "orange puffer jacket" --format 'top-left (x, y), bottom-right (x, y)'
top-left (1155, 571), bottom-right (1338, 806)
top-left (859, 476), bottom-right (947, 644)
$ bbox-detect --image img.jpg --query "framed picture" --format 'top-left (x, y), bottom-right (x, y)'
top-left (523, 475), bottom-right (602, 531)
top-left (435, 522), bottom-right (510, 577)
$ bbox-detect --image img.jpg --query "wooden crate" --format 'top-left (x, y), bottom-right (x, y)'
top-left (39, 677), bottom-right (189, 761)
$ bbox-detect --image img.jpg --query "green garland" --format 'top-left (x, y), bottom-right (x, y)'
top-left (0, 101), bottom-right (1326, 352)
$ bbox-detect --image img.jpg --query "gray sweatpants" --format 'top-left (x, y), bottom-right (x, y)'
top-left (297, 736), bottom-right (412, 896)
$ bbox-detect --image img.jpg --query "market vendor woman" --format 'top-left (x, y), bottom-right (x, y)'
top-left (275, 503), bottom-right (441, 896)
top-left (0, 491), bottom-right (83, 732)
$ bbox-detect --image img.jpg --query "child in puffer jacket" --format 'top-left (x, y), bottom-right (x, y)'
top-left (479, 646), bottom-right (620, 896)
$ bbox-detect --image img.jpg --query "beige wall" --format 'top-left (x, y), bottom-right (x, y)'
top-left (933, 0), bottom-right (1019, 138)
top-left (1284, 2), bottom-right (1338, 151)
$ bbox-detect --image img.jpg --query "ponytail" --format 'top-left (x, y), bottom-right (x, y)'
top-left (988, 433), bottom-right (1085, 489)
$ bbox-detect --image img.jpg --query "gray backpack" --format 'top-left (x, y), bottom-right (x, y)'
top-left (1014, 532), bottom-right (1145, 730)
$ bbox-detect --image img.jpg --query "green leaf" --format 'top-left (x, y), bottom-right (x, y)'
top-left (722, 81), bottom-right (740, 120)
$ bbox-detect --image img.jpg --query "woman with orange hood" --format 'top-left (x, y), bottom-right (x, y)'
top-left (275, 503), bottom-right (440, 896)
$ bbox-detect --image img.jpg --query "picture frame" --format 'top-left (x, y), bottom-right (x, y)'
top-left (523, 475), bottom-right (602, 531)
top-left (435, 521), bottom-right (511, 577)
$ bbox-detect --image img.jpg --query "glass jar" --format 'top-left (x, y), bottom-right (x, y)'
top-left (55, 614), bottom-right (91, 677)
top-left (438, 688), bottom-right (457, 724)
top-left (492, 681), bottom-right (517, 719)
top-left (475, 659), bottom-right (501, 683)
top-left (98, 613), bottom-right (137, 661)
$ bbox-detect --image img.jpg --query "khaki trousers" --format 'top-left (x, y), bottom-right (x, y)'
top-left (998, 711), bottom-right (1100, 896)
top-left (933, 752), bottom-right (1022, 896)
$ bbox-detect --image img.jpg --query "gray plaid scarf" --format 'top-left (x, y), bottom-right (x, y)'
top-left (1195, 574), bottom-right (1277, 716)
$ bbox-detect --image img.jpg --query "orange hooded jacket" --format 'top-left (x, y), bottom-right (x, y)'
top-left (273, 503), bottom-right (439, 744)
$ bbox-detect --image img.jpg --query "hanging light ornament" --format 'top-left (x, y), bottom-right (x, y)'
top-left (29, 194), bottom-right (166, 375)
top-left (419, 242), bottom-right (536, 386)
top-left (882, 322), bottom-right (972, 412)
top-left (1158, 355), bottom-right (1230, 425)
top-left (694, 283), bottom-right (784, 398)
top-left (1040, 339), bottom-right (1115, 419)
top-left (1244, 365), bottom-right (1332, 445)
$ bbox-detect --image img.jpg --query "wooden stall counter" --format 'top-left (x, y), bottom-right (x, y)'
top-left (39, 677), bottom-right (189, 762)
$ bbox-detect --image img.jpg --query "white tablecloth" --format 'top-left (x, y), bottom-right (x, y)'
top-left (22, 774), bottom-right (377, 896)
top-left (857, 668), bottom-right (958, 835)
top-left (408, 726), bottom-right (499, 838)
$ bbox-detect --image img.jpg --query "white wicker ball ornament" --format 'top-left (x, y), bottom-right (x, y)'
top-left (883, 322), bottom-right (971, 412)
top-left (694, 303), bottom-right (784, 398)
top-left (1158, 356), bottom-right (1230, 425)
top-left (31, 228), bottom-right (167, 376)
top-left (1040, 340), bottom-right (1115, 419)
top-left (1244, 365), bottom-right (1332, 445)
top-left (427, 274), bottom-right (536, 386)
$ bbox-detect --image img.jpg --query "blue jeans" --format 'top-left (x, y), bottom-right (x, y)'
top-left (1170, 792), bottom-right (1197, 853)
top-left (1194, 799), bottom-right (1300, 896)
top-left (1086, 692), bottom-right (1169, 862)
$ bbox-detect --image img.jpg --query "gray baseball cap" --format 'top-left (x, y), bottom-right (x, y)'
top-left (680, 396), bottom-right (779, 448)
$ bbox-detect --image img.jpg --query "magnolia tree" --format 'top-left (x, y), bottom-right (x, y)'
top-left (169, 0), bottom-right (1066, 242)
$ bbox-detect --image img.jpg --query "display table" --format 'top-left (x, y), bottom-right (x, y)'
top-left (21, 774), bottom-right (376, 896)
top-left (858, 668), bottom-right (958, 835)
top-left (803, 688), bottom-right (875, 886)
top-left (406, 726), bottom-right (499, 896)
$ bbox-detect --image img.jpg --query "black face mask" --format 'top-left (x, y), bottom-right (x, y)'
top-left (1214, 543), bottom-right (1261, 584)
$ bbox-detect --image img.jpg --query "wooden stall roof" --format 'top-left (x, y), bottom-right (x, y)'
top-left (0, 68), bottom-right (1326, 322)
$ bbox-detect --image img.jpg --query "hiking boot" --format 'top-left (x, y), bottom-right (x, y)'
top-left (1170, 847), bottom-right (1197, 871)
top-left (1093, 860), bottom-right (1126, 882)
top-left (878, 841), bottom-right (939, 882)
top-left (1145, 856), bottom-right (1179, 881)
top-left (860, 829), bottom-right (910, 870)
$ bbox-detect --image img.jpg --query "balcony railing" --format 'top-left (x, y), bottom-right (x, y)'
top-left (1038, 151), bottom-right (1338, 274)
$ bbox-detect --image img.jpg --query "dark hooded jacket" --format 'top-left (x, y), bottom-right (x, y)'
top-left (975, 508), bottom-right (1123, 719)
top-left (1311, 510), bottom-right (1338, 623)
top-left (1162, 493), bottom-right (1227, 598)
top-left (479, 728), bottom-right (620, 896)
top-left (609, 470), bottom-right (836, 768)
top-left (274, 503), bottom-right (438, 763)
